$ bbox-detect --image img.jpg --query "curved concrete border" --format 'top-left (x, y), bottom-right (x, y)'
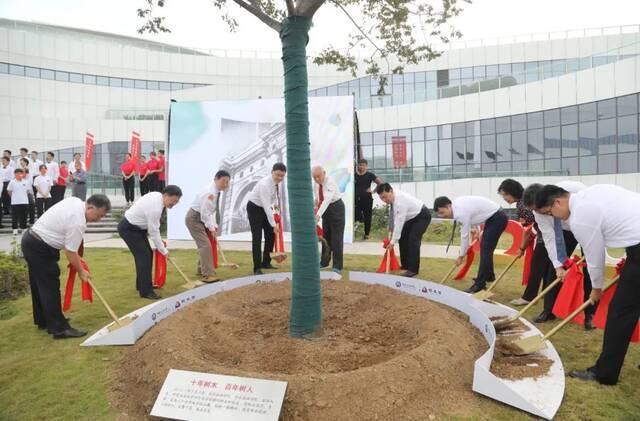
top-left (82, 270), bottom-right (564, 419)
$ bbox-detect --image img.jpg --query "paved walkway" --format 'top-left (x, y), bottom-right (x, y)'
top-left (80, 236), bottom-right (461, 259)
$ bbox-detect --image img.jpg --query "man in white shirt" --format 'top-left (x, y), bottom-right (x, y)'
top-left (29, 150), bottom-right (43, 177)
top-left (22, 194), bottom-right (111, 339)
top-left (312, 165), bottom-right (345, 274)
top-left (7, 168), bottom-right (33, 234)
top-left (1, 155), bottom-right (13, 217)
top-left (72, 153), bottom-right (86, 172)
top-left (45, 152), bottom-right (61, 204)
top-left (434, 195), bottom-right (508, 293)
top-left (185, 171), bottom-right (230, 283)
top-left (118, 185), bottom-right (182, 299)
top-left (536, 184), bottom-right (640, 385)
top-left (34, 164), bottom-right (53, 219)
top-left (377, 183), bottom-right (431, 277)
top-left (246, 163), bottom-right (286, 275)
top-left (530, 181), bottom-right (596, 327)
top-left (18, 157), bottom-right (35, 225)
top-left (15, 147), bottom-right (31, 169)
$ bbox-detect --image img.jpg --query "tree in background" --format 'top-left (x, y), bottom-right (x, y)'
top-left (138, 0), bottom-right (469, 338)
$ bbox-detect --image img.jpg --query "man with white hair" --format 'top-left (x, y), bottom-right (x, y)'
top-left (312, 165), bottom-right (345, 274)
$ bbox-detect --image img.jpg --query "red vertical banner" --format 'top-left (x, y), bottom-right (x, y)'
top-left (130, 131), bottom-right (141, 165)
top-left (85, 132), bottom-right (94, 171)
top-left (391, 136), bottom-right (407, 168)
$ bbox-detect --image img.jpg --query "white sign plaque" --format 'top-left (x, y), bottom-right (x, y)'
top-left (150, 369), bottom-right (288, 421)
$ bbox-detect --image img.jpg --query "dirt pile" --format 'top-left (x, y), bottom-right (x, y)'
top-left (111, 280), bottom-right (495, 420)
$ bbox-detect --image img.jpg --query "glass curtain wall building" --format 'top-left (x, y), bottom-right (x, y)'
top-left (1, 17), bottom-right (640, 202)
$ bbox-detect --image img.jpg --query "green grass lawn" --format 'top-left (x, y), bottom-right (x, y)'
top-left (1, 248), bottom-right (639, 420)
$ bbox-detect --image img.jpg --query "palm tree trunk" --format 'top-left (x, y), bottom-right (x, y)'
top-left (280, 16), bottom-right (322, 337)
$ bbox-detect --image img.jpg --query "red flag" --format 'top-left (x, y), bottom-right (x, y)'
top-left (85, 132), bottom-right (94, 171)
top-left (454, 238), bottom-right (481, 280)
top-left (503, 220), bottom-right (526, 256)
top-left (521, 232), bottom-right (536, 285)
top-left (206, 231), bottom-right (219, 269)
top-left (62, 260), bottom-right (92, 312)
top-left (153, 240), bottom-right (167, 288)
top-left (130, 131), bottom-right (141, 166)
top-left (273, 213), bottom-right (285, 253)
top-left (592, 259), bottom-right (639, 343)
top-left (552, 257), bottom-right (586, 325)
top-left (376, 238), bottom-right (401, 272)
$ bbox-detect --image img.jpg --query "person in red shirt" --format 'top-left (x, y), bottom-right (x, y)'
top-left (53, 160), bottom-right (69, 204)
top-left (137, 155), bottom-right (150, 196)
top-left (121, 153), bottom-right (136, 205)
top-left (157, 149), bottom-right (166, 191)
top-left (146, 152), bottom-right (160, 192)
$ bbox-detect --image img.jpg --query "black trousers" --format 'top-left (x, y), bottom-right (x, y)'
top-left (50, 185), bottom-right (65, 205)
top-left (355, 193), bottom-right (373, 236)
top-left (544, 230), bottom-right (596, 315)
top-left (21, 230), bottom-right (70, 333)
top-left (475, 210), bottom-right (508, 288)
top-left (321, 199), bottom-right (345, 270)
top-left (159, 180), bottom-right (166, 191)
top-left (11, 204), bottom-right (28, 229)
top-left (140, 177), bottom-right (150, 196)
top-left (118, 218), bottom-right (154, 296)
top-left (27, 195), bottom-right (35, 224)
top-left (594, 243), bottom-right (640, 384)
top-left (122, 177), bottom-right (135, 203)
top-left (521, 241), bottom-right (556, 301)
top-left (35, 198), bottom-right (52, 219)
top-left (247, 200), bottom-right (275, 272)
top-left (399, 207), bottom-right (431, 273)
top-left (148, 174), bottom-right (159, 192)
top-left (1, 181), bottom-right (10, 214)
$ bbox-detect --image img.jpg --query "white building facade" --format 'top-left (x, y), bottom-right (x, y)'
top-left (1, 18), bottom-right (639, 204)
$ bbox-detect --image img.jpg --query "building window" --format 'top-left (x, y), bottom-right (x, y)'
top-left (55, 71), bottom-right (69, 82)
top-left (25, 66), bottom-right (40, 78)
top-left (9, 64), bottom-right (25, 75)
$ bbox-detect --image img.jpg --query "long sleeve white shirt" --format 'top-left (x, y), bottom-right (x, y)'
top-left (32, 197), bottom-right (86, 252)
top-left (452, 196), bottom-right (500, 256)
top-left (247, 175), bottom-right (280, 227)
top-left (124, 192), bottom-right (168, 255)
top-left (28, 159), bottom-right (43, 177)
top-left (568, 184), bottom-right (640, 289)
top-left (190, 184), bottom-right (220, 231)
top-left (536, 180), bottom-right (587, 268)
top-left (390, 190), bottom-right (424, 243)
top-left (314, 175), bottom-right (342, 218)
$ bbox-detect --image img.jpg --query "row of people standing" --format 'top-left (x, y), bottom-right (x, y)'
top-left (1, 150), bottom-right (88, 231)
top-left (120, 150), bottom-right (166, 206)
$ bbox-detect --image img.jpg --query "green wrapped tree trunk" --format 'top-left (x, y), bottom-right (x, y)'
top-left (280, 16), bottom-right (322, 337)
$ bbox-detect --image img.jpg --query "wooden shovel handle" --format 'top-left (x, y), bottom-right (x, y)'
top-left (168, 256), bottom-right (191, 283)
top-left (515, 257), bottom-right (586, 318)
top-left (385, 247), bottom-right (391, 274)
top-left (543, 275), bottom-right (619, 341)
top-left (439, 263), bottom-right (458, 285)
top-left (85, 278), bottom-right (121, 326)
top-left (485, 254), bottom-right (521, 293)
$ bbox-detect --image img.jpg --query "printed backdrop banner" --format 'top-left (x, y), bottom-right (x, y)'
top-left (167, 96), bottom-right (355, 243)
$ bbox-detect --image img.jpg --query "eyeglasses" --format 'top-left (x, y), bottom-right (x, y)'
top-left (540, 200), bottom-right (558, 216)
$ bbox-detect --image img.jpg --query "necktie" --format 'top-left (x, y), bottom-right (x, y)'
top-left (318, 183), bottom-right (324, 205)
top-left (446, 220), bottom-right (457, 253)
top-left (215, 191), bottom-right (221, 226)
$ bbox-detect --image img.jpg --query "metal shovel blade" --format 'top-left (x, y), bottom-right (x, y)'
top-left (472, 289), bottom-right (495, 301)
top-left (106, 315), bottom-right (138, 332)
top-left (508, 335), bottom-right (548, 356)
top-left (181, 280), bottom-right (204, 290)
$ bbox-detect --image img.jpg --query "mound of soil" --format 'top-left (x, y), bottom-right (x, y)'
top-left (111, 280), bottom-right (491, 420)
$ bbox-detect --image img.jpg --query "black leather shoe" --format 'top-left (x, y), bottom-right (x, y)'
top-left (584, 314), bottom-right (595, 331)
top-left (262, 264), bottom-right (278, 270)
top-left (534, 311), bottom-right (557, 323)
top-left (464, 283), bottom-right (485, 293)
top-left (140, 291), bottom-right (161, 300)
top-left (401, 271), bottom-right (418, 278)
top-left (53, 327), bottom-right (87, 339)
top-left (568, 368), bottom-right (598, 382)
top-left (253, 269), bottom-right (263, 275)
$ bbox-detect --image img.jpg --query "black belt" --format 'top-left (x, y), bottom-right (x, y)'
top-left (625, 243), bottom-right (640, 260)
top-left (28, 229), bottom-right (43, 242)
